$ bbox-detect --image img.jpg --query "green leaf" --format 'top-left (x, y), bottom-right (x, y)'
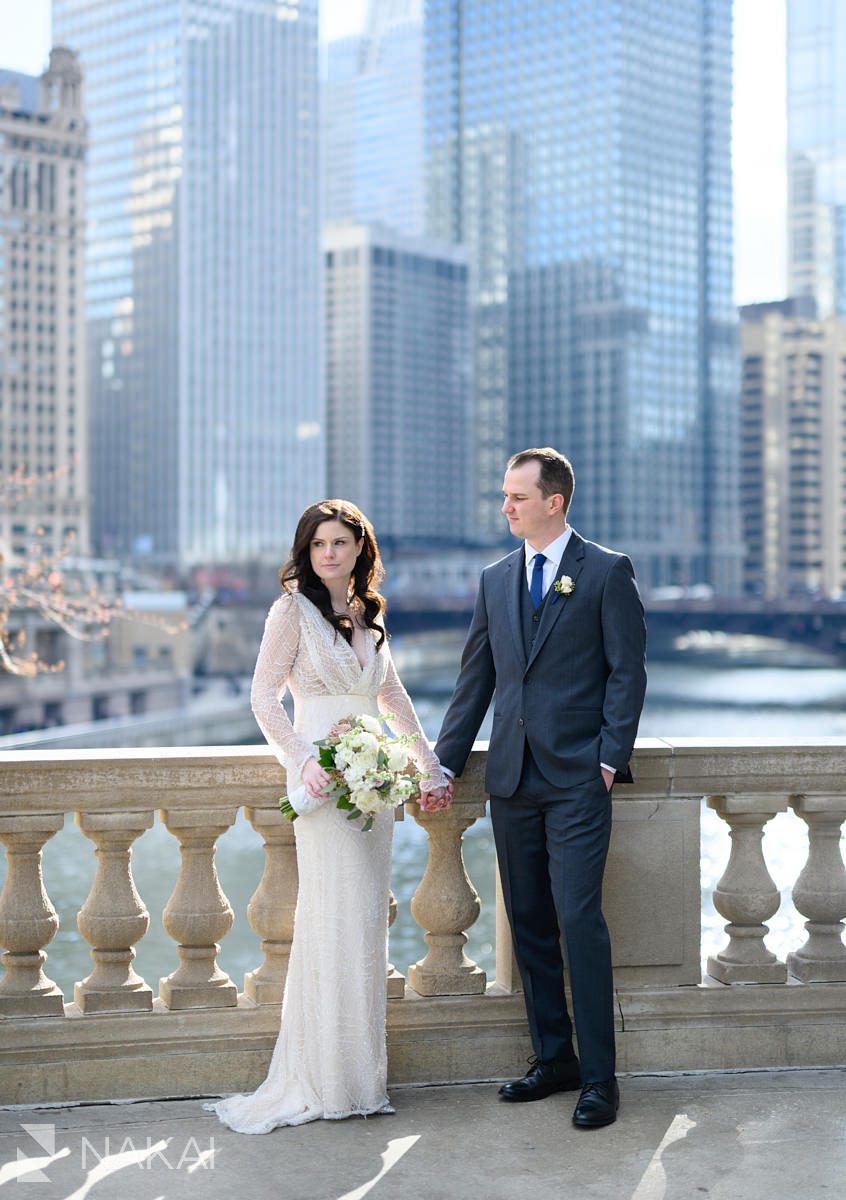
top-left (346, 808), bottom-right (363, 822)
top-left (362, 817), bottom-right (374, 833)
top-left (336, 796), bottom-right (356, 811)
top-left (318, 746), bottom-right (335, 769)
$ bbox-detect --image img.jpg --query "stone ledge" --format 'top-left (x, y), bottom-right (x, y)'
top-left (619, 979), bottom-right (846, 1025)
top-left (2, 983), bottom-right (846, 1105)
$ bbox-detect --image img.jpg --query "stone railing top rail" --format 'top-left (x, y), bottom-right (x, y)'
top-left (1, 737), bottom-right (846, 813)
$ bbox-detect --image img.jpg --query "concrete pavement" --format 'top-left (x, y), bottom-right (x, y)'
top-left (1, 1068), bottom-right (845, 1199)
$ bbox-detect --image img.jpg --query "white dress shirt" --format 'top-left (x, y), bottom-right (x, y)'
top-left (524, 527), bottom-right (573, 597)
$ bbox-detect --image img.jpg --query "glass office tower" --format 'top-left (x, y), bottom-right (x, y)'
top-left (325, 0), bottom-right (424, 236)
top-left (787, 1), bottom-right (846, 318)
top-left (426, 0), bottom-right (741, 589)
top-left (53, 0), bottom-right (322, 564)
top-left (324, 223), bottom-right (471, 544)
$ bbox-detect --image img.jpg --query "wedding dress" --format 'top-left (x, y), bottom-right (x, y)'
top-left (205, 590), bottom-right (442, 1134)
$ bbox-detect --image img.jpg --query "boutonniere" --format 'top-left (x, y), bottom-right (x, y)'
top-left (553, 574), bottom-right (575, 597)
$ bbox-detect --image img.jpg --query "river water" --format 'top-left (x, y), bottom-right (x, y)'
top-left (9, 643), bottom-right (846, 1000)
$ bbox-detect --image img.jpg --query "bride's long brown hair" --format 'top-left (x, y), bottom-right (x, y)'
top-left (280, 500), bottom-right (387, 650)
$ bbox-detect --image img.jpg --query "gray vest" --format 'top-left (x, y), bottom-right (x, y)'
top-left (516, 557), bottom-right (566, 797)
top-left (519, 557), bottom-right (552, 658)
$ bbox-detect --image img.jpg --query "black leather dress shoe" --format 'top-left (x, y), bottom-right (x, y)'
top-left (572, 1077), bottom-right (620, 1128)
top-left (498, 1056), bottom-right (582, 1102)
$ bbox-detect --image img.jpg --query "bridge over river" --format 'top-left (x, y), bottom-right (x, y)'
top-left (385, 594), bottom-right (846, 659)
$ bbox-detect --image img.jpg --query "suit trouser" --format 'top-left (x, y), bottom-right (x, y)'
top-left (490, 767), bottom-right (615, 1084)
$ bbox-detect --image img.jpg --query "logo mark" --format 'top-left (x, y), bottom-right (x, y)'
top-left (16, 1123), bottom-right (58, 1184)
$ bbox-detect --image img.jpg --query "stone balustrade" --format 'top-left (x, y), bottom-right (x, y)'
top-left (0, 738), bottom-right (845, 1104)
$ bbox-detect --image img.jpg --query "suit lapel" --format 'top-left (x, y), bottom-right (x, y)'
top-left (525, 530), bottom-right (585, 673)
top-left (504, 548), bottom-right (528, 670)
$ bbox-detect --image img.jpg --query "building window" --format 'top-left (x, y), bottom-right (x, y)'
top-left (10, 159), bottom-right (29, 210)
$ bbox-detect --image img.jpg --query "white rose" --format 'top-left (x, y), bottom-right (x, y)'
top-left (352, 750), bottom-right (379, 776)
top-left (387, 745), bottom-right (409, 773)
top-left (353, 787), bottom-right (385, 815)
top-left (350, 730), bottom-right (379, 755)
top-left (354, 737), bottom-right (378, 759)
top-left (358, 714), bottom-right (383, 737)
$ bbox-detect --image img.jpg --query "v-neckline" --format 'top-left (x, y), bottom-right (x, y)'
top-left (299, 592), bottom-right (373, 674)
top-left (345, 624), bottom-right (372, 673)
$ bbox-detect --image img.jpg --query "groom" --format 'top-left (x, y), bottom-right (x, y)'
top-left (432, 447), bottom-right (646, 1128)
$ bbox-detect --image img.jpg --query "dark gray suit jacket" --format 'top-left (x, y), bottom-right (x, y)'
top-left (435, 529), bottom-right (647, 797)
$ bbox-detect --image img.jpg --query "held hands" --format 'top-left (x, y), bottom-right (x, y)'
top-left (418, 774), bottom-right (454, 813)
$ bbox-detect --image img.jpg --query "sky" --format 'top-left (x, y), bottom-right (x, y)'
top-left (0, 0), bottom-right (786, 306)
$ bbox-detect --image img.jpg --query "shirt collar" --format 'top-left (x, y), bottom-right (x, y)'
top-left (525, 526), bottom-right (572, 568)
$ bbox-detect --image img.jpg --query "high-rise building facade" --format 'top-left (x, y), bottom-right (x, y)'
top-left (0, 49), bottom-right (89, 561)
top-left (740, 298), bottom-right (846, 600)
top-left (325, 0), bottom-right (424, 237)
top-left (426, 0), bottom-right (742, 589)
top-left (324, 223), bottom-right (471, 543)
top-left (53, 0), bottom-right (322, 565)
top-left (787, 1), bottom-right (846, 318)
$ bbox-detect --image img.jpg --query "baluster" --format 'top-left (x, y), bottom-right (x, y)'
top-left (407, 793), bottom-right (487, 996)
top-left (706, 794), bottom-right (788, 984)
top-left (493, 859), bottom-right (523, 994)
top-left (74, 811), bottom-right (154, 1012)
top-left (243, 805), bottom-right (297, 1004)
top-left (787, 796), bottom-right (846, 982)
top-left (387, 889), bottom-right (405, 998)
top-left (0, 815), bottom-right (65, 1015)
top-left (159, 807), bottom-right (238, 1009)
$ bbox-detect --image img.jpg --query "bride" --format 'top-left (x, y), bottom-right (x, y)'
top-left (205, 500), bottom-right (452, 1134)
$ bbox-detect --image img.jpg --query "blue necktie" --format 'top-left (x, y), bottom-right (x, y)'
top-left (530, 552), bottom-right (546, 611)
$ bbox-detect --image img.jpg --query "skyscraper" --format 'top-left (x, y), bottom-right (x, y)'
top-left (740, 297), bottom-right (846, 600)
top-left (0, 49), bottom-right (89, 560)
top-left (426, 0), bottom-right (741, 589)
top-left (787, 1), bottom-right (846, 319)
top-left (53, 0), bottom-right (322, 565)
top-left (325, 0), bottom-right (424, 236)
top-left (324, 222), bottom-right (471, 543)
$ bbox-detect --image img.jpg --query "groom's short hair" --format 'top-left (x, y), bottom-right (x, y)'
top-left (508, 447), bottom-right (575, 514)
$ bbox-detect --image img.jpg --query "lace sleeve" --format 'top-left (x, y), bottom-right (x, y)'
top-left (250, 594), bottom-right (315, 775)
top-left (378, 646), bottom-right (444, 791)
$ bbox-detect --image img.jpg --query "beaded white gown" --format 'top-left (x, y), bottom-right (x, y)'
top-left (205, 591), bottom-right (442, 1134)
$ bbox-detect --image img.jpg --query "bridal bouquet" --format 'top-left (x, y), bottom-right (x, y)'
top-left (279, 713), bottom-right (422, 832)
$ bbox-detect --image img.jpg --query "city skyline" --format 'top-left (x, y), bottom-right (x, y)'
top-left (0, 0), bottom-right (788, 309)
top-left (423, 0), bottom-right (741, 587)
top-left (52, 0), bottom-right (323, 564)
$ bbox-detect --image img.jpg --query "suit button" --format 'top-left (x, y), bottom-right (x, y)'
top-left (518, 718), bottom-right (525, 727)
